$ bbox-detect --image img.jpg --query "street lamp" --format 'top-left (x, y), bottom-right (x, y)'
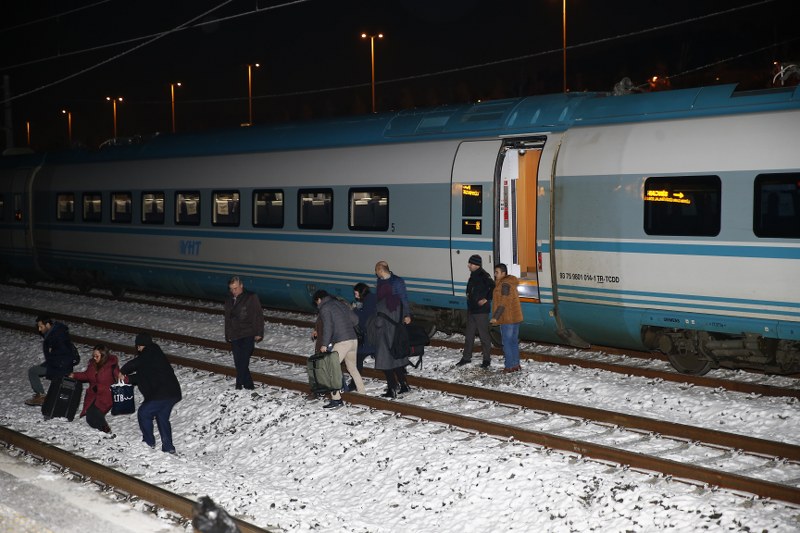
top-left (61, 109), bottom-right (72, 145)
top-left (361, 32), bottom-right (383, 113)
top-left (170, 82), bottom-right (182, 133)
top-left (106, 96), bottom-right (123, 138)
top-left (246, 63), bottom-right (259, 126)
top-left (562, 0), bottom-right (567, 92)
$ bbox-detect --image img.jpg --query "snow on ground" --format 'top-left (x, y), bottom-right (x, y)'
top-left (1, 284), bottom-right (800, 532)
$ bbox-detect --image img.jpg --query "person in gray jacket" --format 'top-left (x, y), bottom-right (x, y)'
top-left (313, 290), bottom-right (365, 408)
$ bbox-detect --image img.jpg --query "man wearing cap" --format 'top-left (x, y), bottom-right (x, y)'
top-left (121, 333), bottom-right (182, 454)
top-left (456, 254), bottom-right (495, 368)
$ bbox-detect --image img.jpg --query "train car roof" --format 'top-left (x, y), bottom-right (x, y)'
top-left (2, 83), bottom-right (799, 168)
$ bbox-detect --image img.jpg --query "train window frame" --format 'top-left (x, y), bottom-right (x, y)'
top-left (753, 173), bottom-right (800, 238)
top-left (141, 191), bottom-right (165, 224)
top-left (348, 188), bottom-right (389, 231)
top-left (56, 193), bottom-right (75, 222)
top-left (212, 190), bottom-right (241, 227)
top-left (82, 192), bottom-right (103, 223)
top-left (175, 190), bottom-right (201, 226)
top-left (298, 188), bottom-right (333, 230)
top-left (253, 189), bottom-right (284, 228)
top-left (111, 192), bottom-right (132, 224)
top-left (643, 175), bottom-right (721, 237)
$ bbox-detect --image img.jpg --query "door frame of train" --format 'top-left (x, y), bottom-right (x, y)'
top-left (450, 140), bottom-right (501, 295)
top-left (495, 138), bottom-right (545, 301)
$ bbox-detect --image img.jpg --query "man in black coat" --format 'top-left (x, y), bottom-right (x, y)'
top-left (456, 255), bottom-right (495, 368)
top-left (223, 276), bottom-right (264, 390)
top-left (121, 333), bottom-right (182, 453)
top-left (26, 315), bottom-right (76, 406)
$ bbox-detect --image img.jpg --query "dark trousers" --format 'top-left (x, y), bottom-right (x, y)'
top-left (85, 403), bottom-right (108, 432)
top-left (231, 336), bottom-right (255, 389)
top-left (384, 366), bottom-right (407, 391)
top-left (138, 398), bottom-right (178, 452)
top-left (463, 311), bottom-right (492, 362)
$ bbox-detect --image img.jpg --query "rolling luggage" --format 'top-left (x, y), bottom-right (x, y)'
top-left (307, 351), bottom-right (343, 394)
top-left (42, 377), bottom-right (84, 421)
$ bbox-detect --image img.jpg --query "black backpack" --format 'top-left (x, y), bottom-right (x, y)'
top-left (70, 343), bottom-right (80, 366)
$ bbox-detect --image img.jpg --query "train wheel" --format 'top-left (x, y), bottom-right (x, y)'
top-left (667, 352), bottom-right (713, 376)
top-left (111, 286), bottom-right (127, 298)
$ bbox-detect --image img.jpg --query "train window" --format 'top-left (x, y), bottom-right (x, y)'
top-left (111, 192), bottom-right (132, 223)
top-left (298, 189), bottom-right (333, 230)
top-left (253, 189), bottom-right (284, 228)
top-left (348, 188), bottom-right (388, 231)
top-left (643, 176), bottom-right (721, 236)
top-left (0, 194), bottom-right (4, 220)
top-left (176, 191), bottom-right (201, 225)
top-left (83, 193), bottom-right (102, 222)
top-left (462, 185), bottom-right (483, 216)
top-left (141, 192), bottom-right (165, 224)
top-left (754, 174), bottom-right (800, 238)
top-left (56, 193), bottom-right (75, 221)
top-left (212, 191), bottom-right (240, 226)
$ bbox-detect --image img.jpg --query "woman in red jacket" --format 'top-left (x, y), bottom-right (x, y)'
top-left (70, 344), bottom-right (120, 433)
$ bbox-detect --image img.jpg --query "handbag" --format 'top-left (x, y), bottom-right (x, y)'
top-left (111, 379), bottom-right (136, 415)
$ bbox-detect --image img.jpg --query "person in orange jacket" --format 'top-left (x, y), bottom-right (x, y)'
top-left (490, 264), bottom-right (523, 373)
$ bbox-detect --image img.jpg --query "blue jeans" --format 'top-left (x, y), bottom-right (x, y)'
top-left (138, 398), bottom-right (178, 452)
top-left (231, 337), bottom-right (255, 389)
top-left (500, 323), bottom-right (520, 369)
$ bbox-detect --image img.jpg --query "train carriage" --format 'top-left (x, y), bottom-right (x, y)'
top-left (1, 83), bottom-right (798, 375)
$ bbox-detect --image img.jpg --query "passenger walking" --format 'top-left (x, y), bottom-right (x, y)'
top-left (489, 264), bottom-right (523, 373)
top-left (349, 282), bottom-right (377, 391)
top-left (369, 261), bottom-right (412, 398)
top-left (25, 315), bottom-right (77, 406)
top-left (223, 276), bottom-right (264, 390)
top-left (313, 290), bottom-right (364, 409)
top-left (121, 333), bottom-right (182, 453)
top-left (69, 344), bottom-right (120, 433)
top-left (456, 255), bottom-right (495, 368)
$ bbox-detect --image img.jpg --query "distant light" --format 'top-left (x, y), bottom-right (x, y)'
top-left (377, 33), bottom-right (384, 39)
top-left (61, 109), bottom-right (67, 114)
top-left (361, 33), bottom-right (367, 38)
top-left (254, 63), bottom-right (259, 68)
top-left (651, 76), bottom-right (658, 82)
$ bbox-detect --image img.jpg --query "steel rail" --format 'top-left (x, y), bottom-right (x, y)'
top-left (0, 426), bottom-right (274, 533)
top-left (4, 317), bottom-right (800, 505)
top-left (2, 300), bottom-right (798, 399)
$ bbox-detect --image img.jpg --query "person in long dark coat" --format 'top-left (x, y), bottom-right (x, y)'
top-left (367, 261), bottom-right (411, 398)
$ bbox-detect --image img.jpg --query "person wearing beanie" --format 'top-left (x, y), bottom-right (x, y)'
top-left (121, 333), bottom-right (182, 453)
top-left (456, 254), bottom-right (495, 368)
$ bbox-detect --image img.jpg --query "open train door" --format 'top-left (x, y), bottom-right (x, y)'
top-left (495, 138), bottom-right (544, 301)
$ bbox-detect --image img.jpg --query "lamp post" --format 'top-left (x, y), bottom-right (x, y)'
top-left (106, 96), bottom-right (123, 138)
top-left (562, 0), bottom-right (567, 92)
top-left (170, 82), bottom-right (182, 133)
top-left (246, 63), bottom-right (259, 126)
top-left (361, 32), bottom-right (383, 113)
top-left (26, 121), bottom-right (31, 147)
top-left (61, 109), bottom-right (72, 145)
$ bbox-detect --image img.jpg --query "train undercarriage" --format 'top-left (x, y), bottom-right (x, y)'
top-left (643, 326), bottom-right (800, 376)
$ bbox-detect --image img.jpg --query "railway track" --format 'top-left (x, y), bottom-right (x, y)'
top-left (3, 283), bottom-right (797, 399)
top-left (0, 426), bottom-right (274, 533)
top-left (3, 309), bottom-right (800, 506)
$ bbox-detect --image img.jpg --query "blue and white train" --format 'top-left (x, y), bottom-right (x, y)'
top-left (1, 83), bottom-right (798, 375)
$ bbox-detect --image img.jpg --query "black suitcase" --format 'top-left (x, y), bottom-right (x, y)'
top-left (42, 377), bottom-right (84, 421)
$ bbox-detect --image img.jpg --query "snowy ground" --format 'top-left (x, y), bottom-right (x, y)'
top-left (1, 284), bottom-right (800, 532)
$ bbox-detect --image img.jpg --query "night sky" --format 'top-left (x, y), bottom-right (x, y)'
top-left (2, 0), bottom-right (798, 150)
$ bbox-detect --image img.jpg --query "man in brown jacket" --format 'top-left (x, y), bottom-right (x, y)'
top-left (490, 264), bottom-right (523, 373)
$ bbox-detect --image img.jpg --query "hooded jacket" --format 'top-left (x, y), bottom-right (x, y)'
top-left (72, 353), bottom-right (120, 417)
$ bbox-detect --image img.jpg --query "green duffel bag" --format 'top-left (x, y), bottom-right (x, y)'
top-left (307, 351), bottom-right (343, 394)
